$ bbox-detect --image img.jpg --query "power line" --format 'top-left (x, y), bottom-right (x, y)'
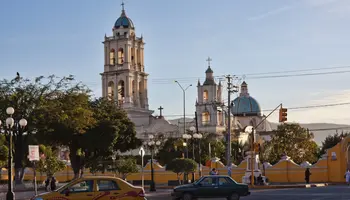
top-left (126, 101), bottom-right (350, 119)
top-left (84, 65), bottom-right (350, 86)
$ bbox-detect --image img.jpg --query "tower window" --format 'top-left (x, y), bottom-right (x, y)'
top-left (118, 80), bottom-right (125, 99)
top-left (117, 48), bottom-right (124, 65)
top-left (109, 49), bottom-right (115, 65)
top-left (131, 56), bottom-right (134, 60)
top-left (203, 90), bottom-right (209, 102)
top-left (107, 81), bottom-right (115, 100)
top-left (202, 111), bottom-right (210, 125)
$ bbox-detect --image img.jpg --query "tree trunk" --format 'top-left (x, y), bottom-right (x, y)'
top-left (69, 146), bottom-right (81, 179)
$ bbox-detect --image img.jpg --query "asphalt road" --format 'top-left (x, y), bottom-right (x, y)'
top-left (147, 186), bottom-right (350, 200)
top-left (2, 186), bottom-right (350, 200)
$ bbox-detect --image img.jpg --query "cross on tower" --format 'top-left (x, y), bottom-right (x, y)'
top-left (158, 106), bottom-right (164, 117)
top-left (206, 57), bottom-right (212, 66)
top-left (121, 1), bottom-right (125, 10)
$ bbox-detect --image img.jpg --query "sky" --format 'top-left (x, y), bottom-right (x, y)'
top-left (1, 0), bottom-right (350, 125)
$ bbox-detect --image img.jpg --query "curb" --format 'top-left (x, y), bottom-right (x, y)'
top-left (251, 183), bottom-right (328, 189)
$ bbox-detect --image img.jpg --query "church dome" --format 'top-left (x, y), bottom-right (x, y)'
top-left (230, 81), bottom-right (262, 116)
top-left (231, 96), bottom-right (262, 116)
top-left (114, 9), bottom-right (134, 29)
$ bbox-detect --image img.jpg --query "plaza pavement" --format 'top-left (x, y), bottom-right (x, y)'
top-left (1, 186), bottom-right (350, 200)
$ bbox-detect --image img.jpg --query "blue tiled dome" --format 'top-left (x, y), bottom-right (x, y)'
top-left (114, 11), bottom-right (134, 29)
top-left (231, 96), bottom-right (262, 116)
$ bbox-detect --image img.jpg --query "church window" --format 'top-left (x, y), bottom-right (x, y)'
top-left (117, 80), bottom-right (125, 103)
top-left (109, 49), bottom-right (115, 65)
top-left (107, 81), bottom-right (115, 100)
top-left (202, 111), bottom-right (210, 125)
top-left (117, 48), bottom-right (124, 65)
top-left (203, 90), bottom-right (209, 102)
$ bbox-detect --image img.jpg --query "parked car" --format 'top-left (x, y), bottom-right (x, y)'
top-left (171, 175), bottom-right (250, 200)
top-left (31, 176), bottom-right (146, 200)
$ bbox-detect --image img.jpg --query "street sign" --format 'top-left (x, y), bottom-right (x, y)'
top-left (28, 145), bottom-right (40, 161)
top-left (139, 147), bottom-right (145, 157)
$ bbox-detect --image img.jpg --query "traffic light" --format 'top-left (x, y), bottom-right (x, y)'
top-left (279, 107), bottom-right (288, 123)
top-left (254, 143), bottom-right (260, 152)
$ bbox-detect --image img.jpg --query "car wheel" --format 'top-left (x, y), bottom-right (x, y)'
top-left (228, 193), bottom-right (240, 200)
top-left (183, 193), bottom-right (193, 200)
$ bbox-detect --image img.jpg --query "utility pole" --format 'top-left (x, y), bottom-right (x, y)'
top-left (225, 75), bottom-right (238, 174)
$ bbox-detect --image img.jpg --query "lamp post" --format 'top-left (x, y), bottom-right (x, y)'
top-left (0, 107), bottom-right (28, 200)
top-left (192, 130), bottom-right (203, 178)
top-left (182, 133), bottom-right (191, 158)
top-left (147, 134), bottom-right (160, 192)
top-left (174, 81), bottom-right (192, 141)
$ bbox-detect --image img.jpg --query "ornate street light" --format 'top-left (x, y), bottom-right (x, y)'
top-left (182, 133), bottom-right (192, 158)
top-left (0, 107), bottom-right (27, 200)
top-left (147, 134), bottom-right (161, 192)
top-left (193, 131), bottom-right (203, 178)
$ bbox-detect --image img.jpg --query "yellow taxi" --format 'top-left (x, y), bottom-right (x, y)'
top-left (31, 176), bottom-right (146, 200)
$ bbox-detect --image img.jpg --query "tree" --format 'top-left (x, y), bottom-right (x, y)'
top-left (35, 91), bottom-right (95, 178)
top-left (320, 132), bottom-right (349, 156)
top-left (36, 145), bottom-right (66, 178)
top-left (166, 158), bottom-right (197, 184)
top-left (0, 135), bottom-right (8, 168)
top-left (231, 140), bottom-right (249, 165)
top-left (83, 98), bottom-right (140, 175)
top-left (157, 138), bottom-right (186, 166)
top-left (261, 123), bottom-right (319, 165)
top-left (0, 74), bottom-right (86, 184)
top-left (115, 158), bottom-right (139, 180)
top-left (198, 133), bottom-right (225, 165)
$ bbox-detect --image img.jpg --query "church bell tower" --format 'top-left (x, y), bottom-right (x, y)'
top-left (100, 3), bottom-right (153, 126)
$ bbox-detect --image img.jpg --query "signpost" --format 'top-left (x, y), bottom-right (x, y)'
top-left (28, 145), bottom-right (39, 195)
top-left (139, 147), bottom-right (145, 189)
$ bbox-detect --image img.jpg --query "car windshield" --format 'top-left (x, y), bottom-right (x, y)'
top-left (193, 177), bottom-right (205, 184)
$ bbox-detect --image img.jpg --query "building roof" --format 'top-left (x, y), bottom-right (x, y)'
top-left (114, 9), bottom-right (134, 29)
top-left (231, 96), bottom-right (262, 116)
top-left (231, 81), bottom-right (261, 116)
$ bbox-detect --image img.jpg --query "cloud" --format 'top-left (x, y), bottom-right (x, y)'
top-left (288, 90), bottom-right (350, 124)
top-left (248, 5), bottom-right (294, 21)
top-left (306, 0), bottom-right (339, 7)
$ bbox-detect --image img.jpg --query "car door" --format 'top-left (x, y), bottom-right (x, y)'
top-left (195, 177), bottom-right (219, 198)
top-left (95, 179), bottom-right (122, 200)
top-left (218, 177), bottom-right (235, 197)
top-left (60, 179), bottom-right (95, 200)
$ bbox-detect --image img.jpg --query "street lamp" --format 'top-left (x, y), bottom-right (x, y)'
top-left (147, 134), bottom-right (161, 192)
top-left (0, 107), bottom-right (27, 200)
top-left (174, 81), bottom-right (192, 141)
top-left (192, 131), bottom-right (203, 178)
top-left (182, 133), bottom-right (192, 158)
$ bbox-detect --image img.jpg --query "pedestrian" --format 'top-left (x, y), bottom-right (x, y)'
top-left (305, 168), bottom-right (311, 184)
top-left (209, 168), bottom-right (218, 175)
top-left (345, 169), bottom-right (350, 185)
top-left (44, 177), bottom-right (50, 192)
top-left (50, 176), bottom-right (57, 191)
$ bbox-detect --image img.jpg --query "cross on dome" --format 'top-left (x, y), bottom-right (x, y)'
top-left (206, 57), bottom-right (212, 67)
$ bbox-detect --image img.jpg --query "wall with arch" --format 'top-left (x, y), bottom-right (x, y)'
top-left (1, 138), bottom-right (348, 185)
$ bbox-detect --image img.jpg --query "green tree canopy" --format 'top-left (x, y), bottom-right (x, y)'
top-left (320, 132), bottom-right (349, 156)
top-left (0, 135), bottom-right (8, 168)
top-left (166, 158), bottom-right (197, 184)
top-left (0, 74), bottom-right (87, 183)
top-left (115, 158), bottom-right (139, 180)
top-left (261, 123), bottom-right (319, 165)
top-left (36, 145), bottom-right (66, 178)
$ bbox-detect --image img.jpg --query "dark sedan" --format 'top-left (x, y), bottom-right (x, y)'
top-left (171, 175), bottom-right (250, 200)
